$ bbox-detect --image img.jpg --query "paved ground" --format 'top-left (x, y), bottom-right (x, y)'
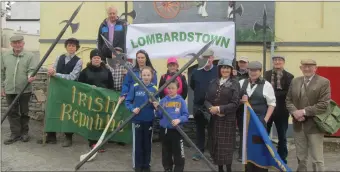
top-left (1, 119), bottom-right (340, 171)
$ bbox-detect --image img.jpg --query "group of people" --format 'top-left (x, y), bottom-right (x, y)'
top-left (1, 5), bottom-right (331, 172)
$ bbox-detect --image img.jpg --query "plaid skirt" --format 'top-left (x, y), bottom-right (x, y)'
top-left (208, 115), bottom-right (236, 165)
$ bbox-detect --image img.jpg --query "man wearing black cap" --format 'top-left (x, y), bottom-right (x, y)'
top-left (264, 55), bottom-right (294, 164)
top-left (37, 38), bottom-right (83, 147)
top-left (239, 61), bottom-right (276, 172)
top-left (1, 35), bottom-right (39, 145)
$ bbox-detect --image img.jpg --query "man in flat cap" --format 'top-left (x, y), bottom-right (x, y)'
top-left (233, 56), bottom-right (250, 162)
top-left (286, 59), bottom-right (330, 172)
top-left (239, 61), bottom-right (276, 172)
top-left (1, 35), bottom-right (39, 145)
top-left (190, 48), bottom-right (218, 161)
top-left (263, 55), bottom-right (294, 164)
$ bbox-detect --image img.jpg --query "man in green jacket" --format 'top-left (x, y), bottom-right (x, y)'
top-left (1, 35), bottom-right (39, 145)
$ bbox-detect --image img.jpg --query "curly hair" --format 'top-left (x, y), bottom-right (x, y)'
top-left (64, 38), bottom-right (80, 51)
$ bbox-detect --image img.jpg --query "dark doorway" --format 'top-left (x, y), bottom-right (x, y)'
top-left (187, 59), bottom-right (219, 116)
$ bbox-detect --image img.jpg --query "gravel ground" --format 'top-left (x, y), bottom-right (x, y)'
top-left (1, 119), bottom-right (340, 171)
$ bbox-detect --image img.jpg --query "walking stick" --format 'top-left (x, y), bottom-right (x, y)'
top-left (101, 36), bottom-right (217, 171)
top-left (79, 99), bottom-right (122, 162)
top-left (1, 2), bottom-right (84, 124)
top-left (74, 36), bottom-right (214, 171)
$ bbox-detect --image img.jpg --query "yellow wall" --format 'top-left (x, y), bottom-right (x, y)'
top-left (40, 2), bottom-right (340, 78)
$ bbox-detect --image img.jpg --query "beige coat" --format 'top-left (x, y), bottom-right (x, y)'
top-left (286, 74), bottom-right (331, 134)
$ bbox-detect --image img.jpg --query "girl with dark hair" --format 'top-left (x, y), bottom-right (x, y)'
top-left (120, 49), bottom-right (158, 97)
top-left (204, 58), bottom-right (240, 172)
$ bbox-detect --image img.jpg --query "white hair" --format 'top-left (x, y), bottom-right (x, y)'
top-left (106, 6), bottom-right (118, 14)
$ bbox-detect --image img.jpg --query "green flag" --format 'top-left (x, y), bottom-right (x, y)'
top-left (44, 77), bottom-right (132, 144)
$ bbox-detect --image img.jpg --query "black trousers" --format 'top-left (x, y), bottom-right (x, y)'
top-left (5, 93), bottom-right (31, 137)
top-left (193, 104), bottom-right (208, 153)
top-left (160, 128), bottom-right (185, 172)
top-left (266, 108), bottom-right (289, 164)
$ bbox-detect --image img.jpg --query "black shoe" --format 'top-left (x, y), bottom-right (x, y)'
top-left (21, 134), bottom-right (30, 142)
top-left (62, 137), bottom-right (72, 147)
top-left (117, 142), bottom-right (126, 146)
top-left (164, 169), bottom-right (172, 172)
top-left (135, 168), bottom-right (142, 172)
top-left (143, 167), bottom-right (151, 172)
top-left (4, 135), bottom-right (21, 145)
top-left (37, 135), bottom-right (57, 144)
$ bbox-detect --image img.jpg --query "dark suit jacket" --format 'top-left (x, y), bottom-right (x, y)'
top-left (97, 18), bottom-right (127, 59)
top-left (264, 69), bottom-right (294, 114)
top-left (286, 74), bottom-right (331, 133)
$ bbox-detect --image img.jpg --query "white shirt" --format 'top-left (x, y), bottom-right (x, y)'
top-left (239, 79), bottom-right (276, 107)
top-left (304, 74), bottom-right (315, 87)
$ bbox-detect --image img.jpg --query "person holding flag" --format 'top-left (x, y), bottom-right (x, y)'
top-left (239, 61), bottom-right (276, 172)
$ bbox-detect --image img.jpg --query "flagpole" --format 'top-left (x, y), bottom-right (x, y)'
top-left (242, 103), bottom-right (247, 165)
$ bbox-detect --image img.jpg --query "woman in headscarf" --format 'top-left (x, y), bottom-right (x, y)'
top-left (204, 58), bottom-right (240, 172)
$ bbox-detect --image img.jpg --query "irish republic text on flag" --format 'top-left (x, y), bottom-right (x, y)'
top-left (242, 102), bottom-right (292, 171)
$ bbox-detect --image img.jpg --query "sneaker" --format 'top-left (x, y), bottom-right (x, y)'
top-left (192, 153), bottom-right (202, 161)
top-left (21, 134), bottom-right (30, 142)
top-left (91, 144), bottom-right (106, 153)
top-left (3, 135), bottom-right (21, 145)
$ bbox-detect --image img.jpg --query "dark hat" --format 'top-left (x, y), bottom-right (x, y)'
top-left (10, 35), bottom-right (24, 42)
top-left (90, 49), bottom-right (101, 59)
top-left (248, 61), bottom-right (263, 70)
top-left (301, 59), bottom-right (317, 65)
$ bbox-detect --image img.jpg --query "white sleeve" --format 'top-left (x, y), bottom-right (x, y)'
top-left (263, 81), bottom-right (276, 107)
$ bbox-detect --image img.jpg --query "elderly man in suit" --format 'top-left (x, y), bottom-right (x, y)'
top-left (286, 59), bottom-right (331, 172)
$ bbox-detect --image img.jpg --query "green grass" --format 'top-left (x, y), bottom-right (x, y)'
top-left (236, 28), bottom-right (274, 42)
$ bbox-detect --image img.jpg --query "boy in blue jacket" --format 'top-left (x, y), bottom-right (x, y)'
top-left (153, 80), bottom-right (189, 172)
top-left (125, 66), bottom-right (159, 172)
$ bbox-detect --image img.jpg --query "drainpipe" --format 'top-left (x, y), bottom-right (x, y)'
top-left (269, 41), bottom-right (275, 70)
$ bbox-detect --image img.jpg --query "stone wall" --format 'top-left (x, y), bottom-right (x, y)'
top-left (1, 69), bottom-right (48, 121)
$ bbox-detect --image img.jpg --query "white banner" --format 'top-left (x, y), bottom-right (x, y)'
top-left (126, 22), bottom-right (235, 60)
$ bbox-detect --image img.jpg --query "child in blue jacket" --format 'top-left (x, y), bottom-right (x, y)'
top-left (121, 49), bottom-right (157, 97)
top-left (152, 80), bottom-right (189, 172)
top-left (125, 66), bottom-right (159, 172)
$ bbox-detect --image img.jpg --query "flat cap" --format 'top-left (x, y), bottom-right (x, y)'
top-left (248, 61), bottom-right (263, 70)
top-left (301, 59), bottom-right (317, 65)
top-left (10, 35), bottom-right (24, 42)
top-left (202, 49), bottom-right (214, 57)
top-left (272, 55), bottom-right (285, 60)
top-left (114, 47), bottom-right (123, 52)
top-left (239, 56), bottom-right (249, 62)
